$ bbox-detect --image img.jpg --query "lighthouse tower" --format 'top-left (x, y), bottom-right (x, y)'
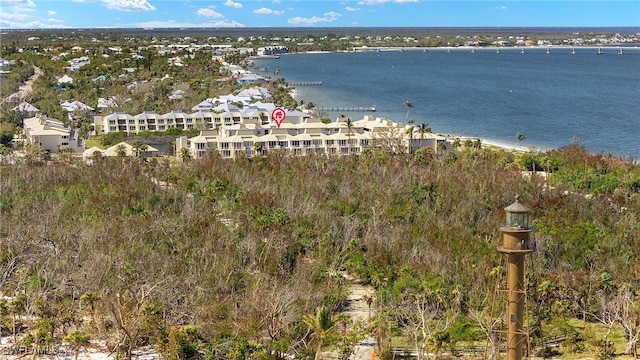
top-left (498, 196), bottom-right (534, 360)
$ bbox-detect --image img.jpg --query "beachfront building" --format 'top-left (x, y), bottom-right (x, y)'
top-left (22, 115), bottom-right (85, 153)
top-left (176, 114), bottom-right (447, 160)
top-left (96, 102), bottom-right (310, 135)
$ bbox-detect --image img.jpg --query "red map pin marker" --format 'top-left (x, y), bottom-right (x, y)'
top-left (271, 107), bottom-right (286, 128)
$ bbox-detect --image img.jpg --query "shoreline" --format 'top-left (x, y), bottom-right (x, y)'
top-left (271, 44), bottom-right (640, 56)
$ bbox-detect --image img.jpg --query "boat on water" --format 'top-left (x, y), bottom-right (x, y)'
top-left (597, 47), bottom-right (604, 55)
top-left (496, 48), bottom-right (501, 54)
top-left (571, 48), bottom-right (576, 55)
top-left (618, 48), bottom-right (624, 55)
top-left (521, 49), bottom-right (525, 54)
top-left (447, 49), bottom-right (452, 53)
top-left (546, 48), bottom-right (551, 54)
top-left (471, 48), bottom-right (476, 53)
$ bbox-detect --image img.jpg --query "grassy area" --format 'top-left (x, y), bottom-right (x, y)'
top-left (84, 138), bottom-right (102, 149)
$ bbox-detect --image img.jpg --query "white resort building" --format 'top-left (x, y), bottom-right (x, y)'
top-left (175, 114), bottom-right (446, 160)
top-left (93, 85), bottom-right (448, 159)
top-left (23, 115), bottom-right (84, 153)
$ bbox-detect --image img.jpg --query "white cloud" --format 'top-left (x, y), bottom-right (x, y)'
top-left (287, 11), bottom-right (340, 26)
top-left (358, 0), bottom-right (416, 4)
top-left (499, 5), bottom-right (508, 10)
top-left (197, 7), bottom-right (223, 18)
top-left (224, 0), bottom-right (243, 9)
top-left (135, 19), bottom-right (244, 28)
top-left (102, 0), bottom-right (155, 11)
top-left (358, 0), bottom-right (388, 4)
top-left (0, 19), bottom-right (69, 29)
top-left (47, 10), bottom-right (57, 15)
top-left (254, 7), bottom-right (283, 15)
top-left (345, 6), bottom-right (360, 12)
top-left (0, 0), bottom-right (35, 21)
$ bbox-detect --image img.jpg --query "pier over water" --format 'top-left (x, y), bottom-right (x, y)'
top-left (317, 106), bottom-right (376, 112)
top-left (288, 81), bottom-right (322, 86)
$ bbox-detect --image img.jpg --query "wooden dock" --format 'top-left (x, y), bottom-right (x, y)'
top-left (288, 81), bottom-right (322, 86)
top-left (317, 106), bottom-right (376, 112)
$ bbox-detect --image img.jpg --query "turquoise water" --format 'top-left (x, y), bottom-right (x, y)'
top-left (252, 47), bottom-right (640, 159)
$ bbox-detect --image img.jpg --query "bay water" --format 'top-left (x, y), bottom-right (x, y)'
top-left (252, 47), bottom-right (640, 159)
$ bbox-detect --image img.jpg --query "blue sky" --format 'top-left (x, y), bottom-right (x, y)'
top-left (1, 1), bottom-right (639, 29)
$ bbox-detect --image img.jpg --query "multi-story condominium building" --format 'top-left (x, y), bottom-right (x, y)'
top-left (176, 114), bottom-right (446, 160)
top-left (23, 115), bottom-right (84, 153)
top-left (95, 102), bottom-right (311, 135)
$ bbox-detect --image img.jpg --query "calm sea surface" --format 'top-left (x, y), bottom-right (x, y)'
top-left (252, 47), bottom-right (640, 159)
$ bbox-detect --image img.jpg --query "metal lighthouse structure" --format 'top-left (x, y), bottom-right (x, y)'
top-left (498, 196), bottom-right (534, 360)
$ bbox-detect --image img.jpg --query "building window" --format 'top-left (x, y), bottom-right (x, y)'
top-left (233, 143), bottom-right (242, 150)
top-left (159, 125), bottom-right (165, 130)
top-left (139, 126), bottom-right (146, 131)
top-left (129, 126), bottom-right (135, 131)
top-left (109, 120), bottom-right (116, 125)
top-left (291, 141), bottom-right (300, 147)
top-left (61, 142), bottom-right (69, 146)
top-left (221, 142), bottom-right (229, 149)
top-left (129, 120), bottom-right (135, 124)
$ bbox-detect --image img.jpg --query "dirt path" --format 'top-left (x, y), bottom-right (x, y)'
top-left (342, 272), bottom-right (377, 360)
top-left (1, 65), bottom-right (41, 105)
top-left (18, 66), bottom-right (42, 100)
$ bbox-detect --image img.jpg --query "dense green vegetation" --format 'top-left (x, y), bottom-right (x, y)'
top-left (1, 144), bottom-right (638, 359)
top-left (1, 29), bottom-right (639, 359)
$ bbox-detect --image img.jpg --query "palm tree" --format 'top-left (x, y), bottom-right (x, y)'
top-left (362, 294), bottom-right (375, 322)
top-left (404, 100), bottom-right (413, 122)
top-left (303, 306), bottom-right (336, 360)
top-left (514, 132), bottom-right (526, 150)
top-left (65, 330), bottom-right (90, 360)
top-left (116, 144), bottom-right (127, 158)
top-left (406, 124), bottom-right (415, 154)
top-left (180, 147), bottom-right (192, 163)
top-left (253, 141), bottom-right (264, 156)
top-left (344, 117), bottom-right (354, 137)
top-left (417, 122), bottom-right (431, 140)
top-left (131, 140), bottom-right (148, 158)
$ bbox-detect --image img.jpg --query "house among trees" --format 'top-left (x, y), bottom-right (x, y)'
top-left (22, 115), bottom-right (85, 153)
top-left (12, 101), bottom-right (40, 117)
top-left (57, 74), bottom-right (73, 85)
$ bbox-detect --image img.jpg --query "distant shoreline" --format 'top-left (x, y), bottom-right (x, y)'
top-left (4, 26), bottom-right (640, 35)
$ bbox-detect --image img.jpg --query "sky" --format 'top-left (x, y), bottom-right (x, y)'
top-left (1, 0), bottom-right (639, 30)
